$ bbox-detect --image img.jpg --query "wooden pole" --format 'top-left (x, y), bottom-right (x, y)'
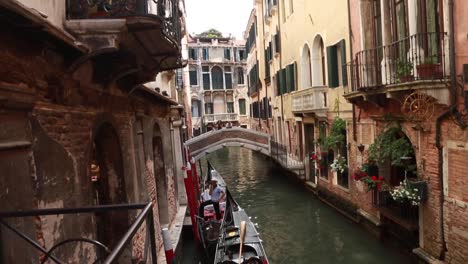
top-left (238, 221), bottom-right (246, 263)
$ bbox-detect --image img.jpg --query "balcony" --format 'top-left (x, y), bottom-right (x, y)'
top-left (65, 0), bottom-right (183, 86)
top-left (203, 113), bottom-right (238, 124)
top-left (291, 86), bottom-right (328, 115)
top-left (346, 32), bottom-right (450, 105)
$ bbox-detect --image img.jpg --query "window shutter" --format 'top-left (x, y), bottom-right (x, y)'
top-left (292, 62), bottom-right (297, 91)
top-left (276, 72), bottom-right (281, 95)
top-left (340, 39), bottom-right (348, 86)
top-left (327, 45), bottom-right (339, 88)
top-left (280, 68), bottom-right (287, 94)
top-left (285, 64), bottom-right (292, 93)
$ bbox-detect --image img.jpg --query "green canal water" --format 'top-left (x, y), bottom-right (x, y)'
top-left (183, 147), bottom-right (412, 264)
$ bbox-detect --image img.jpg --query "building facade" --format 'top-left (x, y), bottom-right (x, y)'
top-left (246, 0), bottom-right (468, 263)
top-left (186, 31), bottom-right (249, 135)
top-left (346, 0), bottom-right (468, 262)
top-left (247, 0), bottom-right (353, 180)
top-left (0, 0), bottom-right (188, 263)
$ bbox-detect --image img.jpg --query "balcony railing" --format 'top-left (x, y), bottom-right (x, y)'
top-left (66, 0), bottom-right (181, 44)
top-left (372, 190), bottom-right (418, 230)
top-left (203, 113), bottom-right (238, 124)
top-left (348, 32), bottom-right (448, 93)
top-left (292, 86), bottom-right (328, 113)
top-left (0, 203), bottom-right (157, 264)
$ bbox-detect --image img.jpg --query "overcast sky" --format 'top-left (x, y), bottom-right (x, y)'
top-left (185, 0), bottom-right (253, 39)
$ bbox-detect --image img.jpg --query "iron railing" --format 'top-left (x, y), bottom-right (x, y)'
top-left (372, 190), bottom-right (418, 225)
top-left (347, 32), bottom-right (448, 93)
top-left (66, 0), bottom-right (181, 45)
top-left (0, 203), bottom-right (157, 264)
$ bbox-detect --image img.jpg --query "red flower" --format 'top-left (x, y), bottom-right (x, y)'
top-left (371, 176), bottom-right (377, 181)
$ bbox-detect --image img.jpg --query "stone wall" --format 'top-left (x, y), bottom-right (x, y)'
top-left (0, 23), bottom-right (182, 263)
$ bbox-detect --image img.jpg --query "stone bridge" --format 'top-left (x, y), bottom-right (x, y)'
top-left (184, 127), bottom-right (271, 160)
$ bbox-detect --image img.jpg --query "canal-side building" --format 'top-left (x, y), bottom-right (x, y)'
top-left (0, 0), bottom-right (188, 263)
top-left (187, 30), bottom-right (249, 135)
top-left (246, 0), bottom-right (353, 178)
top-left (344, 0), bottom-right (468, 262)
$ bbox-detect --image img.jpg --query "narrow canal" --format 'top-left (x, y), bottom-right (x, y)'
top-left (183, 147), bottom-right (411, 263)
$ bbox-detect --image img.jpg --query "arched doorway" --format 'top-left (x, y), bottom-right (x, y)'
top-left (153, 123), bottom-right (169, 228)
top-left (90, 123), bottom-right (128, 251)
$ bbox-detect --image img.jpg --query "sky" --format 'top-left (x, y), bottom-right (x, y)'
top-left (185, 0), bottom-right (253, 39)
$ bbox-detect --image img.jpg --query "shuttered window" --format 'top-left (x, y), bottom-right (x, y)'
top-left (239, 99), bottom-right (246, 115)
top-left (327, 39), bottom-right (347, 88)
top-left (212, 66), bottom-right (223, 89)
top-left (202, 66), bottom-right (210, 90)
top-left (224, 66), bottom-right (232, 89)
top-left (224, 48), bottom-right (231, 60)
top-left (189, 48), bottom-right (198, 60)
top-left (189, 66), bottom-right (198, 86)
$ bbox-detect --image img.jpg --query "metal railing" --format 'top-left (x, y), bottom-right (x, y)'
top-left (372, 190), bottom-right (418, 224)
top-left (0, 203), bottom-right (157, 264)
top-left (66, 0), bottom-right (181, 44)
top-left (292, 86), bottom-right (328, 112)
top-left (203, 113), bottom-right (238, 124)
top-left (348, 32), bottom-right (448, 92)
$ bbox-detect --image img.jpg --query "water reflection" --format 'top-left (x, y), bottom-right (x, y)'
top-left (199, 147), bottom-right (411, 264)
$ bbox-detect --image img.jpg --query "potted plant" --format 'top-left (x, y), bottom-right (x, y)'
top-left (416, 56), bottom-right (443, 80)
top-left (367, 127), bottom-right (414, 168)
top-left (330, 154), bottom-right (348, 174)
top-left (396, 59), bottom-right (414, 83)
top-left (390, 179), bottom-right (424, 206)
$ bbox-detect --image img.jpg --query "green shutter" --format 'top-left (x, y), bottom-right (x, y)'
top-left (340, 39), bottom-right (348, 86)
top-left (327, 45), bottom-right (339, 88)
top-left (285, 65), bottom-right (291, 93)
top-left (281, 68), bottom-right (287, 94)
top-left (292, 62), bottom-right (297, 91)
top-left (276, 72), bottom-right (281, 95)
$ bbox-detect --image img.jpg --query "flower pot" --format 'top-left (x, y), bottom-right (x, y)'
top-left (408, 180), bottom-right (428, 201)
top-left (417, 64), bottom-right (443, 80)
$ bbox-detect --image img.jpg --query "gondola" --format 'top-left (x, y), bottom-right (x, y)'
top-left (196, 161), bottom-right (269, 264)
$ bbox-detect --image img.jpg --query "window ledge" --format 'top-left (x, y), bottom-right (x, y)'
top-left (336, 184), bottom-right (350, 193)
top-left (319, 177), bottom-right (329, 183)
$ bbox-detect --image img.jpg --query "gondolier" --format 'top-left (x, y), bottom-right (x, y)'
top-left (199, 179), bottom-right (225, 220)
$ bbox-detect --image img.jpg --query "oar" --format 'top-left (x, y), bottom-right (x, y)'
top-left (238, 221), bottom-right (247, 263)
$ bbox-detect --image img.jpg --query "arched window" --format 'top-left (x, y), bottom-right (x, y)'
top-left (301, 44), bottom-right (312, 88)
top-left (312, 35), bottom-right (326, 87)
top-left (191, 99), bottom-right (201, 117)
top-left (211, 66), bottom-right (223, 90)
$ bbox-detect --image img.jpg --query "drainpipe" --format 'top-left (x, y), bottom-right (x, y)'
top-left (434, 0), bottom-right (456, 259)
top-left (347, 0), bottom-right (357, 142)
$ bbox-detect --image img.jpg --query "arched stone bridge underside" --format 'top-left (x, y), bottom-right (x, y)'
top-left (184, 128), bottom-right (271, 161)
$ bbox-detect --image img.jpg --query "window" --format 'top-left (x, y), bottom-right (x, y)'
top-left (277, 62), bottom-right (297, 95)
top-left (211, 66), bottom-right (223, 90)
top-left (239, 99), bottom-right (246, 115)
top-left (205, 102), bottom-right (213, 114)
top-left (189, 66), bottom-right (198, 86)
top-left (224, 48), bottom-right (231, 60)
top-left (224, 66), bottom-right (232, 89)
top-left (326, 40), bottom-right (348, 88)
top-left (274, 33), bottom-right (281, 54)
top-left (237, 68), bottom-right (244, 85)
top-left (202, 66), bottom-right (210, 90)
top-left (302, 44), bottom-right (312, 88)
top-left (202, 47), bottom-right (209, 60)
top-left (312, 35), bottom-right (326, 87)
top-left (238, 49), bottom-right (246, 61)
top-left (227, 102), bottom-right (234, 113)
top-left (191, 99), bottom-right (201, 117)
top-left (189, 47), bottom-right (198, 60)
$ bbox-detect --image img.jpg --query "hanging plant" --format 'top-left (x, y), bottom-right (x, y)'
top-left (322, 118), bottom-right (346, 151)
top-left (368, 126), bottom-right (414, 168)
